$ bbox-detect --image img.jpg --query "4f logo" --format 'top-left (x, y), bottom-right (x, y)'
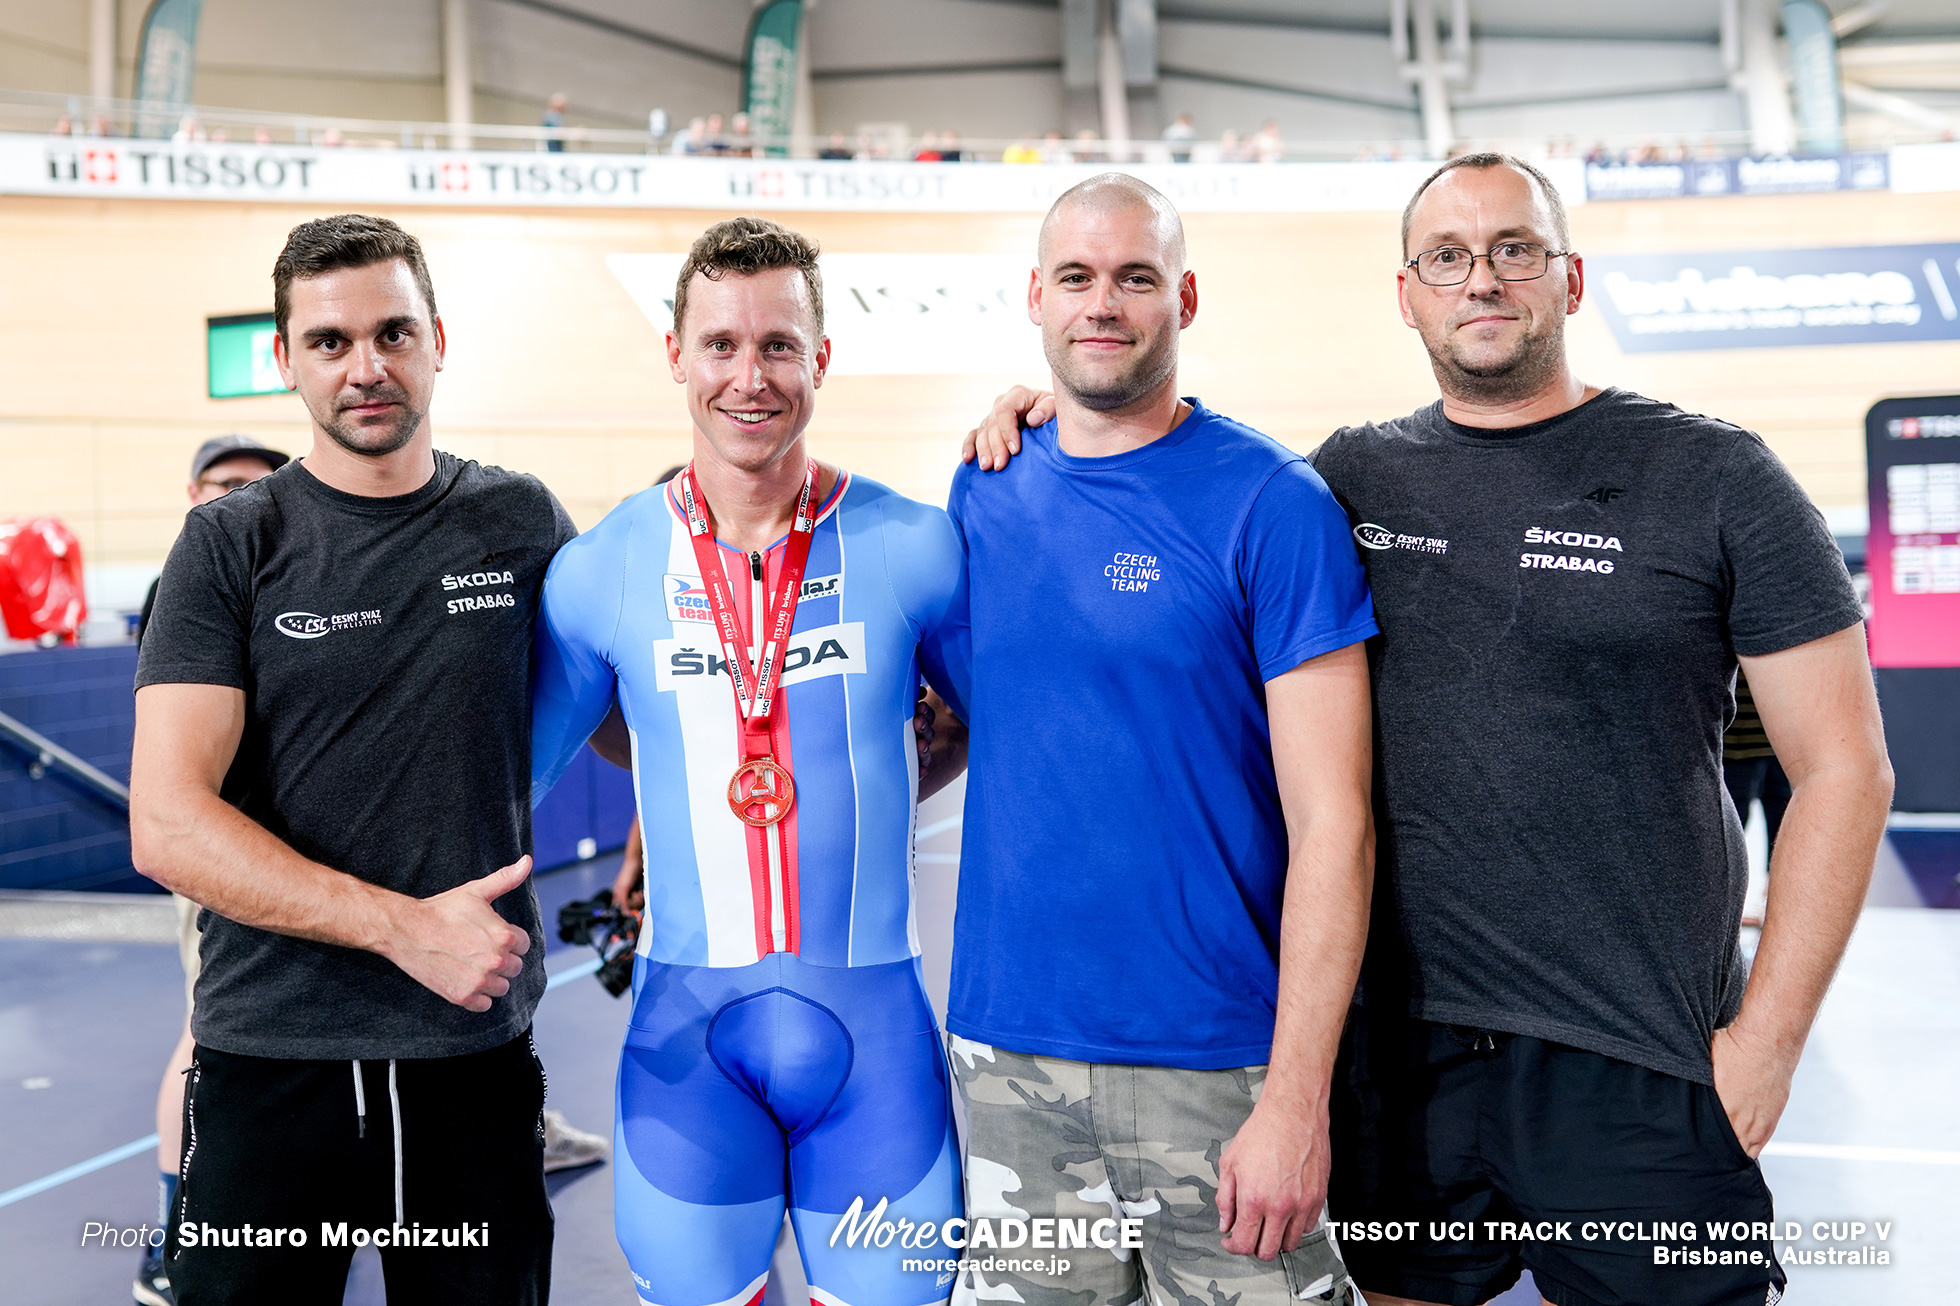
top-left (1583, 485), bottom-right (1625, 505)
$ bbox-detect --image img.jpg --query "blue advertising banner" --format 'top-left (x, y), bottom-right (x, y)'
top-left (1590, 243), bottom-right (1960, 352)
top-left (1584, 151), bottom-right (1886, 201)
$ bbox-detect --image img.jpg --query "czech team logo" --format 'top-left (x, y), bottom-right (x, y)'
top-left (665, 574), bottom-right (715, 625)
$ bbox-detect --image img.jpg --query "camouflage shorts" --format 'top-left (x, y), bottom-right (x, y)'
top-left (950, 1038), bottom-right (1353, 1306)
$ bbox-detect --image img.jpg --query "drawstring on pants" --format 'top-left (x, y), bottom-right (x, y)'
top-left (351, 1060), bottom-right (367, 1137)
top-left (351, 1058), bottom-right (407, 1226)
top-left (387, 1060), bottom-right (404, 1227)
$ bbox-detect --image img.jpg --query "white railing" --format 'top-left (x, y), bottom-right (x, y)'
top-left (6, 87), bottom-right (1937, 166)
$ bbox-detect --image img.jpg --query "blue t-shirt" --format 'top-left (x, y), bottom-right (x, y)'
top-left (946, 400), bottom-right (1377, 1068)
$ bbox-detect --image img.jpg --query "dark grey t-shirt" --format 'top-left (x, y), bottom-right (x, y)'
top-left (136, 453), bottom-right (577, 1060)
top-left (1310, 388), bottom-right (1862, 1084)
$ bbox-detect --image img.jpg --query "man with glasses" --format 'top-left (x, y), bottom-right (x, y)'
top-left (1308, 153), bottom-right (1888, 1306)
top-left (964, 154), bottom-right (1891, 1306)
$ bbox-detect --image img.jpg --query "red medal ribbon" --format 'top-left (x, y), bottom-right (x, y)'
top-left (678, 458), bottom-right (821, 955)
top-left (678, 458), bottom-right (819, 738)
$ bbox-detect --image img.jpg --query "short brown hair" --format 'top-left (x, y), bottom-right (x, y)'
top-left (273, 214), bottom-right (438, 342)
top-left (672, 216), bottom-right (824, 340)
top-left (1400, 152), bottom-right (1571, 258)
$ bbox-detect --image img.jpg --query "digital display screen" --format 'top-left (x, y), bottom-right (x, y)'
top-left (206, 311), bottom-right (282, 398)
top-left (1866, 394), bottom-right (1960, 668)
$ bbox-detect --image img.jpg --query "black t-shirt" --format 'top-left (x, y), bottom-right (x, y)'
top-left (135, 454), bottom-right (577, 1059)
top-left (1310, 389), bottom-right (1862, 1084)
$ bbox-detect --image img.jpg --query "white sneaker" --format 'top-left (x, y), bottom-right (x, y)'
top-left (541, 1109), bottom-right (609, 1172)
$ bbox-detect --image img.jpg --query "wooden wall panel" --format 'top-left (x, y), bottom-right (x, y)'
top-left (2, 189), bottom-right (1957, 579)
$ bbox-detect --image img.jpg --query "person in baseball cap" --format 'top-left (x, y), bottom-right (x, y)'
top-left (133, 431), bottom-right (287, 1306)
top-left (188, 433), bottom-right (290, 489)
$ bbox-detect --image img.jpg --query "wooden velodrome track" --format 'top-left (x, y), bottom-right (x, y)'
top-left (2, 187), bottom-right (1959, 568)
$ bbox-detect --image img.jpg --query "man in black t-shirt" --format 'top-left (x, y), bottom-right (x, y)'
top-left (960, 156), bottom-right (1893, 1306)
top-left (132, 215), bottom-right (571, 1305)
top-left (1305, 156), bottom-right (1889, 1306)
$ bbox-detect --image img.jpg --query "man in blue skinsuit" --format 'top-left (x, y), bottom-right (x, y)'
top-left (531, 217), bottom-right (969, 1306)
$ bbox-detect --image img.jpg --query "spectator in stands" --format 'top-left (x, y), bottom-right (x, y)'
top-left (253, 125), bottom-right (274, 145)
top-left (1039, 129), bottom-right (1070, 163)
top-left (1073, 127), bottom-right (1104, 163)
top-left (941, 129), bottom-right (965, 162)
top-left (672, 116), bottom-right (708, 155)
top-left (172, 115), bottom-right (203, 143)
top-left (819, 131), bottom-right (853, 159)
top-left (1162, 111), bottom-right (1195, 162)
top-left (89, 113), bottom-right (113, 137)
top-left (51, 114), bottom-right (72, 135)
top-left (542, 91), bottom-right (568, 153)
top-left (1001, 138), bottom-right (1044, 164)
top-left (1217, 127), bottom-right (1244, 162)
top-left (1585, 140), bottom-right (1609, 163)
top-left (1253, 118), bottom-right (1284, 163)
top-left (321, 127), bottom-right (344, 147)
top-left (729, 111), bottom-right (755, 156)
top-left (135, 435), bottom-right (289, 1306)
top-left (704, 111), bottom-right (727, 154)
top-left (209, 127), bottom-right (230, 143)
top-left (915, 131), bottom-right (946, 162)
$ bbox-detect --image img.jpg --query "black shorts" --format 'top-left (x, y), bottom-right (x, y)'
top-left (1328, 1009), bottom-right (1784, 1306)
top-left (165, 1032), bottom-right (553, 1306)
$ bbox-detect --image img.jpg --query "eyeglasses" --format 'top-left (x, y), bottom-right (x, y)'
top-left (197, 477), bottom-right (257, 494)
top-left (1405, 241), bottom-right (1572, 286)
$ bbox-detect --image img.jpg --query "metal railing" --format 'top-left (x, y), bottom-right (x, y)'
top-left (0, 708), bottom-right (131, 812)
top-left (5, 87), bottom-right (1937, 165)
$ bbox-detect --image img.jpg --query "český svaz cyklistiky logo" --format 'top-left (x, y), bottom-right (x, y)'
top-left (274, 610), bottom-right (382, 639)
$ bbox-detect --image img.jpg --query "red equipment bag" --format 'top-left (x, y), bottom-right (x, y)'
top-left (0, 517), bottom-right (88, 641)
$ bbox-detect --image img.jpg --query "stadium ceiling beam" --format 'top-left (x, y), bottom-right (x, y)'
top-left (1156, 64), bottom-right (1419, 114)
top-left (1158, 5), bottom-right (1723, 43)
top-left (812, 59), bottom-right (1064, 80)
top-left (490, 0), bottom-right (745, 70)
top-left (1841, 79), bottom-right (1959, 129)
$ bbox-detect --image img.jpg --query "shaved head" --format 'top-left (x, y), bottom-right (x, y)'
top-left (1031, 171), bottom-right (1195, 415)
top-left (1038, 172), bottom-right (1186, 273)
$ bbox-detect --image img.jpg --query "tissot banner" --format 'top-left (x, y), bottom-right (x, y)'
top-left (1588, 243), bottom-right (1960, 352)
top-left (2, 133), bottom-right (1537, 214)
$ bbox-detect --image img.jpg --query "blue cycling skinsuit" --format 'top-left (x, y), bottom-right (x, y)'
top-left (531, 469), bottom-right (969, 1306)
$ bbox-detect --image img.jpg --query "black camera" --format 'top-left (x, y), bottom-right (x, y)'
top-left (555, 889), bottom-right (640, 997)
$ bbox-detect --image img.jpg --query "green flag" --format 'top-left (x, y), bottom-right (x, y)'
top-left (133, 0), bottom-right (206, 139)
top-left (742, 0), bottom-right (804, 158)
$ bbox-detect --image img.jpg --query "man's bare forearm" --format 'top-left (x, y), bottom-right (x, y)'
top-left (1263, 816), bottom-right (1373, 1113)
top-left (1260, 644), bottom-right (1375, 1114)
top-left (1730, 757), bottom-right (1890, 1061)
top-left (131, 782), bottom-right (401, 953)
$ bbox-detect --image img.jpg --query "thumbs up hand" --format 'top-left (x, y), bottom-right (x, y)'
top-left (382, 856), bottom-right (535, 1011)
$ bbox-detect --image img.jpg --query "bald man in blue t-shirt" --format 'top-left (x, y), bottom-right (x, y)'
top-left (944, 174), bottom-right (1375, 1306)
